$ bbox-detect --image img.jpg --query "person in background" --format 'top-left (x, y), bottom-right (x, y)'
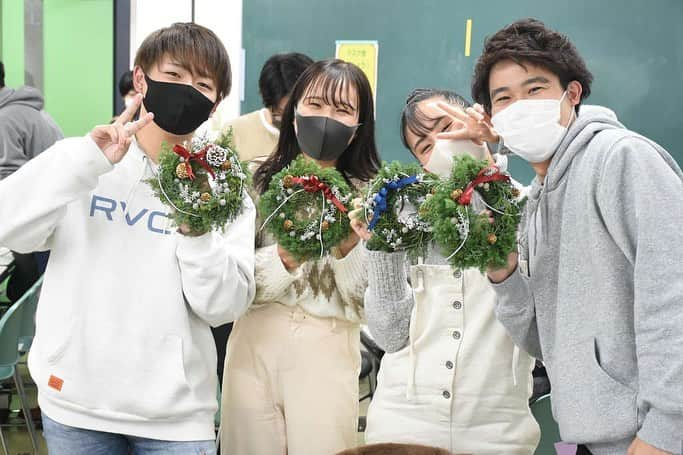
top-left (119, 70), bottom-right (136, 108)
top-left (209, 52), bottom-right (314, 163)
top-left (112, 70), bottom-right (139, 123)
top-left (0, 60), bottom-right (63, 301)
top-left (0, 61), bottom-right (63, 180)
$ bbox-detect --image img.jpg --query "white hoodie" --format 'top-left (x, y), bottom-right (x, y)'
top-left (0, 135), bottom-right (256, 441)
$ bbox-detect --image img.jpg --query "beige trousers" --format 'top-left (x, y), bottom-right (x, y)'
top-left (221, 303), bottom-right (361, 455)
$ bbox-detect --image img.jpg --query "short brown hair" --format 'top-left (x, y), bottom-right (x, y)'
top-left (472, 18), bottom-right (593, 114)
top-left (134, 22), bottom-right (231, 101)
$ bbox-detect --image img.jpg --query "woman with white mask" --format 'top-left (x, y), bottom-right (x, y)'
top-left (350, 88), bottom-right (539, 454)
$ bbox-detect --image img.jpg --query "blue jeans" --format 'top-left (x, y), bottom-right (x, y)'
top-left (42, 414), bottom-right (216, 455)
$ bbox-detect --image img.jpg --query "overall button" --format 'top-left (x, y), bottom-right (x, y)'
top-left (452, 300), bottom-right (462, 310)
top-left (453, 270), bottom-right (462, 279)
top-left (442, 390), bottom-right (451, 399)
top-left (452, 330), bottom-right (461, 340)
top-left (445, 360), bottom-right (454, 369)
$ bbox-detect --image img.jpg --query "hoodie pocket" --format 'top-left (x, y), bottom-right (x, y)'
top-left (43, 330), bottom-right (192, 420)
top-left (551, 337), bottom-right (637, 442)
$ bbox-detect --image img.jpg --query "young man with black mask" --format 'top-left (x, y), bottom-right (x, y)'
top-left (438, 18), bottom-right (683, 455)
top-left (0, 23), bottom-right (255, 454)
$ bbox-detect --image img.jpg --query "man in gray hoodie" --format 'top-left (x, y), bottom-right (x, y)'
top-left (0, 62), bottom-right (62, 305)
top-left (439, 18), bottom-right (682, 455)
top-left (0, 61), bottom-right (63, 180)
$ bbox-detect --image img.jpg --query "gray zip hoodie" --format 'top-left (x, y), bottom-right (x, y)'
top-left (492, 105), bottom-right (683, 454)
top-left (0, 86), bottom-right (63, 179)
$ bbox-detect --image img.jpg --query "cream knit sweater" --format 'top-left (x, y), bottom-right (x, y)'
top-left (252, 242), bottom-right (366, 322)
top-left (250, 170), bottom-right (368, 322)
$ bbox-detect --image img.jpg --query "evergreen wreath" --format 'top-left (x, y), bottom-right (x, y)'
top-left (259, 155), bottom-right (353, 260)
top-left (363, 161), bottom-right (437, 258)
top-left (420, 154), bottom-right (525, 271)
top-left (148, 129), bottom-right (248, 233)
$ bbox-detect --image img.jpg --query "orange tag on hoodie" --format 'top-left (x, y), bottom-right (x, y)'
top-left (48, 375), bottom-right (64, 391)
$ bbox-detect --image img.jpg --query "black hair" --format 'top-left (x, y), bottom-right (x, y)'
top-left (254, 59), bottom-right (380, 193)
top-left (118, 70), bottom-right (134, 97)
top-left (0, 62), bottom-right (5, 88)
top-left (472, 18), bottom-right (593, 114)
top-left (259, 53), bottom-right (314, 109)
top-left (400, 88), bottom-right (470, 152)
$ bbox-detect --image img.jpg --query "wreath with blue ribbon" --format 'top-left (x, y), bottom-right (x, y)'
top-left (363, 161), bottom-right (438, 257)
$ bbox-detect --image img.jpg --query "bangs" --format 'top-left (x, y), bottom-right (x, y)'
top-left (135, 23), bottom-right (231, 99)
top-left (405, 103), bottom-right (441, 139)
top-left (301, 70), bottom-right (358, 110)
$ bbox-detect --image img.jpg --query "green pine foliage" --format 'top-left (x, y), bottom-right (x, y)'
top-left (147, 128), bottom-right (248, 234)
top-left (364, 161), bottom-right (437, 259)
top-left (421, 155), bottom-right (525, 272)
top-left (259, 155), bottom-right (354, 261)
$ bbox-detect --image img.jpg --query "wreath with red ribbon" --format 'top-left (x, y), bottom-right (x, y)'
top-left (147, 129), bottom-right (248, 234)
top-left (258, 155), bottom-right (354, 260)
top-left (420, 154), bottom-right (525, 271)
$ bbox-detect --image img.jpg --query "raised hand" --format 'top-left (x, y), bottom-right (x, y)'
top-left (434, 102), bottom-right (499, 145)
top-left (90, 93), bottom-right (154, 164)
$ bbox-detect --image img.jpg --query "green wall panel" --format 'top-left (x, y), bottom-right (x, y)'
top-left (1, 0), bottom-right (25, 88)
top-left (44, 0), bottom-right (113, 136)
top-left (243, 0), bottom-right (683, 183)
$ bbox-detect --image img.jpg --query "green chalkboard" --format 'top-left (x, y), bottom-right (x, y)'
top-left (242, 0), bottom-right (683, 184)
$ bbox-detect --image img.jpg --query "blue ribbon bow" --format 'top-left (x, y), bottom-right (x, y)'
top-left (368, 175), bottom-right (419, 231)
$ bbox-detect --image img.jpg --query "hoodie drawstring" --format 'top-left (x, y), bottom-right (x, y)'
top-left (122, 155), bottom-right (150, 219)
top-left (511, 345), bottom-right (520, 387)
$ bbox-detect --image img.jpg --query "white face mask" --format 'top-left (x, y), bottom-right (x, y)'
top-left (491, 91), bottom-right (574, 163)
top-left (424, 139), bottom-right (488, 178)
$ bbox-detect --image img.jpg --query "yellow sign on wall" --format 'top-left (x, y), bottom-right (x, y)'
top-left (335, 40), bottom-right (379, 102)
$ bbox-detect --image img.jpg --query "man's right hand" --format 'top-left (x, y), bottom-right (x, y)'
top-left (90, 93), bottom-right (154, 164)
top-left (487, 251), bottom-right (519, 283)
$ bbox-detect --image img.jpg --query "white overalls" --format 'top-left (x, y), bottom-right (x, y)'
top-left (366, 264), bottom-right (540, 454)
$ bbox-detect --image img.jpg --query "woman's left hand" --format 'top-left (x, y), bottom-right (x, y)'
top-left (348, 197), bottom-right (372, 242)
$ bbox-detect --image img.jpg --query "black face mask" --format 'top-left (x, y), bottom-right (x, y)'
top-left (295, 111), bottom-right (359, 161)
top-left (142, 75), bottom-right (214, 136)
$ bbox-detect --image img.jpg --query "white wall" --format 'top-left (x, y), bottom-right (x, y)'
top-left (129, 0), bottom-right (242, 122)
top-left (194, 0), bottom-right (243, 121)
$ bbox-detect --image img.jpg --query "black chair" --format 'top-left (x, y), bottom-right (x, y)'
top-left (358, 328), bottom-right (384, 402)
top-left (529, 360), bottom-right (551, 405)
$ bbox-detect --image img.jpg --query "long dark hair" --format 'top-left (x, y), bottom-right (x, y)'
top-left (254, 59), bottom-right (380, 193)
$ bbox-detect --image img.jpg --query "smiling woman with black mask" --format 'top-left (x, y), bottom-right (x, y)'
top-left (221, 59), bottom-right (379, 455)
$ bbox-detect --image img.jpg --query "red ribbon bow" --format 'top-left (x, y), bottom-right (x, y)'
top-left (458, 165), bottom-right (511, 205)
top-left (291, 175), bottom-right (348, 213)
top-left (173, 144), bottom-right (216, 181)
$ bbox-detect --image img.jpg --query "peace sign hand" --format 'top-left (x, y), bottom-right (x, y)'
top-left (434, 102), bottom-right (499, 145)
top-left (90, 93), bottom-right (154, 164)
